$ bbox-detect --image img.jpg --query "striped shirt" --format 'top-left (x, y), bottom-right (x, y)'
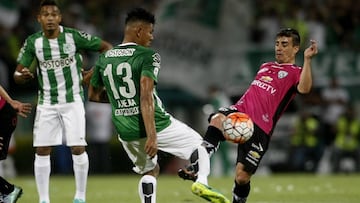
top-left (17, 26), bottom-right (102, 105)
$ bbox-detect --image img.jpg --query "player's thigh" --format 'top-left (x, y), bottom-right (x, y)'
top-left (33, 104), bottom-right (63, 146)
top-left (157, 117), bottom-right (202, 160)
top-left (60, 102), bottom-right (86, 146)
top-left (119, 137), bottom-right (157, 174)
top-left (237, 124), bottom-right (269, 174)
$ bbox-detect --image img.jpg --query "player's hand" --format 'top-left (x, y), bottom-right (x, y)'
top-left (82, 67), bottom-right (94, 87)
top-left (10, 100), bottom-right (32, 118)
top-left (14, 68), bottom-right (34, 84)
top-left (304, 40), bottom-right (318, 59)
top-left (145, 136), bottom-right (158, 158)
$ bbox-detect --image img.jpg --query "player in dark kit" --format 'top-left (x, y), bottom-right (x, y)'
top-left (179, 28), bottom-right (318, 203)
top-left (0, 85), bottom-right (32, 203)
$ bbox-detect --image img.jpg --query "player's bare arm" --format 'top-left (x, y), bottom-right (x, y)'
top-left (99, 40), bottom-right (113, 53)
top-left (297, 40), bottom-right (318, 94)
top-left (13, 64), bottom-right (35, 84)
top-left (140, 75), bottom-right (158, 158)
top-left (82, 67), bottom-right (94, 87)
top-left (88, 84), bottom-right (109, 103)
top-left (0, 85), bottom-right (32, 117)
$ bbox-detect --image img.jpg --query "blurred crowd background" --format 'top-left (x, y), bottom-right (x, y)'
top-left (0, 0), bottom-right (359, 177)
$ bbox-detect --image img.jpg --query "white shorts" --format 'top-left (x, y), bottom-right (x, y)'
top-left (119, 116), bottom-right (203, 174)
top-left (33, 102), bottom-right (87, 147)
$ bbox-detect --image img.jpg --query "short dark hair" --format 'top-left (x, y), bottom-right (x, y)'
top-left (125, 8), bottom-right (155, 25)
top-left (276, 28), bottom-right (300, 46)
top-left (40, 0), bottom-right (58, 7)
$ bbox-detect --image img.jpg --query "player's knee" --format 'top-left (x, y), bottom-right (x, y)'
top-left (235, 164), bottom-right (251, 185)
top-left (235, 172), bottom-right (251, 185)
top-left (70, 146), bottom-right (85, 155)
top-left (145, 164), bottom-right (160, 178)
top-left (209, 113), bottom-right (226, 129)
top-left (36, 146), bottom-right (52, 155)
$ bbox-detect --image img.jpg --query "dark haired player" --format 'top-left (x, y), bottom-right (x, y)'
top-left (13, 0), bottom-right (112, 202)
top-left (89, 7), bottom-right (229, 203)
top-left (179, 28), bottom-right (318, 203)
top-left (0, 85), bottom-right (32, 203)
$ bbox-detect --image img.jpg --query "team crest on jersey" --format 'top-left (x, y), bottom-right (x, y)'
top-left (278, 70), bottom-right (288, 79)
top-left (152, 53), bottom-right (161, 64)
top-left (63, 43), bottom-right (75, 54)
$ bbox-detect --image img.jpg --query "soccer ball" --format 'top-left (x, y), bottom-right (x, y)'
top-left (222, 112), bottom-right (254, 144)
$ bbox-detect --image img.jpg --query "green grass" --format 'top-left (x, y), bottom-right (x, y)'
top-left (8, 173), bottom-right (360, 203)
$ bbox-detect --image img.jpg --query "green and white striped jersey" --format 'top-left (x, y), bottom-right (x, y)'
top-left (91, 43), bottom-right (171, 141)
top-left (17, 26), bottom-right (102, 105)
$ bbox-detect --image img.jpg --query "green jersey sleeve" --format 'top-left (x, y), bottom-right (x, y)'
top-left (17, 35), bottom-right (37, 67)
top-left (69, 28), bottom-right (102, 51)
top-left (141, 52), bottom-right (161, 84)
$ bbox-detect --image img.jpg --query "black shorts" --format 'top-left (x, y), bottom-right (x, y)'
top-left (0, 103), bottom-right (17, 160)
top-left (214, 107), bottom-right (270, 174)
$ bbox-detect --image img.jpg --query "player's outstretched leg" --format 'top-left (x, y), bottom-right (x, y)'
top-left (191, 182), bottom-right (230, 203)
top-left (2, 185), bottom-right (23, 203)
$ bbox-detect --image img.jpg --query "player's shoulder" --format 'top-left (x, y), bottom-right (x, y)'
top-left (262, 62), bottom-right (302, 70)
top-left (135, 46), bottom-right (160, 61)
top-left (25, 31), bottom-right (43, 41)
top-left (136, 45), bottom-right (157, 54)
top-left (62, 26), bottom-right (97, 40)
top-left (62, 26), bottom-right (80, 33)
top-left (261, 61), bottom-right (275, 67)
top-left (283, 63), bottom-right (302, 70)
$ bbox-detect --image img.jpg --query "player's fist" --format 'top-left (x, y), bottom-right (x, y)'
top-left (304, 40), bottom-right (318, 59)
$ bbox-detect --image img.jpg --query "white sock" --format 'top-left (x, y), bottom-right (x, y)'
top-left (138, 175), bottom-right (157, 203)
top-left (196, 146), bottom-right (210, 185)
top-left (72, 152), bottom-right (89, 200)
top-left (34, 154), bottom-right (51, 203)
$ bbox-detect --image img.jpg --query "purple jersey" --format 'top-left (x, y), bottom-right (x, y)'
top-left (233, 62), bottom-right (302, 135)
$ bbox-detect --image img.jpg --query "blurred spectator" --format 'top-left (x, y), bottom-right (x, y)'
top-left (330, 104), bottom-right (360, 173)
top-left (320, 77), bottom-right (350, 146)
top-left (288, 110), bottom-right (321, 172)
top-left (86, 101), bottom-right (113, 174)
top-left (0, 0), bottom-right (19, 30)
top-left (305, 4), bottom-right (326, 50)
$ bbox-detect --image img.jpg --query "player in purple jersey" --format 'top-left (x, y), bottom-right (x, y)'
top-left (0, 85), bottom-right (32, 203)
top-left (179, 28), bottom-right (318, 203)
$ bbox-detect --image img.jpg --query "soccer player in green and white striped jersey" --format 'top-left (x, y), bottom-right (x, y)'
top-left (89, 8), bottom-right (229, 203)
top-left (13, 1), bottom-right (112, 203)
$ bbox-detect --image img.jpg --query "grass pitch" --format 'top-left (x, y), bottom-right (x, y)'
top-left (9, 173), bottom-right (360, 203)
